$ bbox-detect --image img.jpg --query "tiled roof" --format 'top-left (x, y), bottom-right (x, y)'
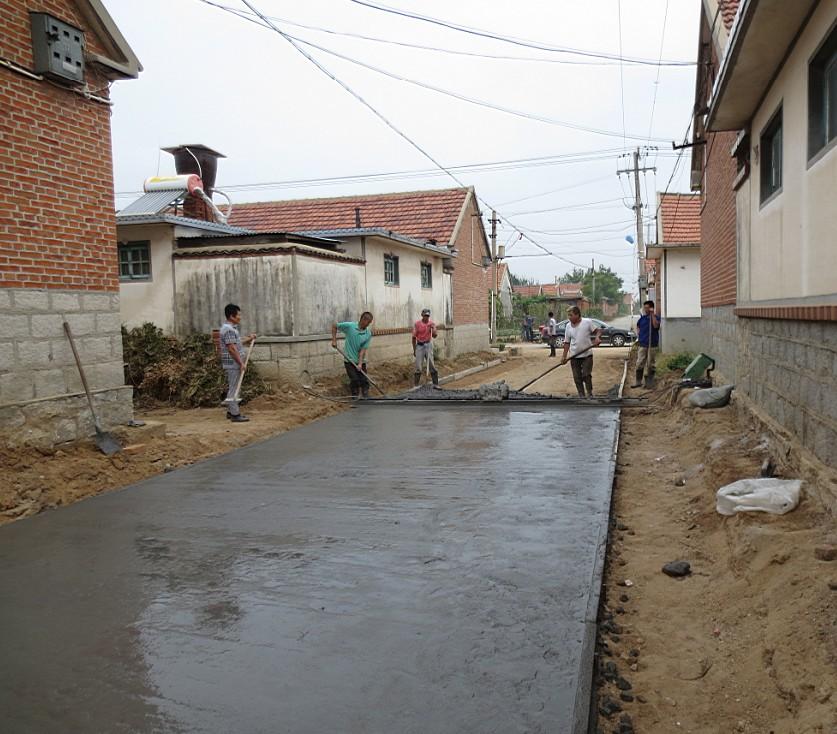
top-left (658, 193), bottom-right (701, 244)
top-left (539, 282), bottom-right (584, 298)
top-left (720, 0), bottom-right (741, 31)
top-left (228, 188), bottom-right (470, 245)
top-left (512, 285), bottom-right (542, 297)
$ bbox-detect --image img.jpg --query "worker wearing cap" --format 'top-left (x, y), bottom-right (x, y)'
top-left (412, 308), bottom-right (439, 386)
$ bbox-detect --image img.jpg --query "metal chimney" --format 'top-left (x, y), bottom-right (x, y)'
top-left (162, 144), bottom-right (225, 197)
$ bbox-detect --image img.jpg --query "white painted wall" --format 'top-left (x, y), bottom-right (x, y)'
top-left (117, 224), bottom-right (175, 330)
top-left (742, 0), bottom-right (837, 305)
top-left (663, 249), bottom-right (702, 317)
top-left (339, 235), bottom-right (449, 329)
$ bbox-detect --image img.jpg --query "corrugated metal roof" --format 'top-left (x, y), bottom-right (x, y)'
top-left (118, 189), bottom-right (185, 216)
top-left (115, 213), bottom-right (250, 235)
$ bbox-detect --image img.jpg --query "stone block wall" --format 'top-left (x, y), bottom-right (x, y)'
top-left (0, 288), bottom-right (132, 446)
top-left (249, 329), bottom-right (454, 381)
top-left (450, 323), bottom-right (490, 357)
top-left (737, 317), bottom-right (837, 468)
top-left (701, 305), bottom-right (738, 383)
top-left (661, 317), bottom-right (704, 355)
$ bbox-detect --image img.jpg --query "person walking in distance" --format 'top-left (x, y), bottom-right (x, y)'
top-left (560, 306), bottom-right (602, 397)
top-left (219, 303), bottom-right (256, 423)
top-left (546, 311), bottom-right (558, 357)
top-left (632, 300), bottom-right (661, 388)
top-left (412, 308), bottom-right (438, 386)
top-left (332, 312), bottom-right (374, 398)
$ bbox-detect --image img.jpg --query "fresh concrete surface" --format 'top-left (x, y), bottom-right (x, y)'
top-left (0, 404), bottom-right (618, 733)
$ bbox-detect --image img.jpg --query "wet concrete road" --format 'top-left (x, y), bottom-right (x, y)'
top-left (0, 405), bottom-right (618, 734)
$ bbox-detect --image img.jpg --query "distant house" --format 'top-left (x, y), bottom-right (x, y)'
top-left (542, 282), bottom-right (589, 314)
top-left (647, 193), bottom-right (702, 353)
top-left (693, 0), bottom-right (837, 469)
top-left (511, 284), bottom-right (544, 299)
top-left (1, 0), bottom-right (140, 446)
top-left (117, 149), bottom-right (494, 377)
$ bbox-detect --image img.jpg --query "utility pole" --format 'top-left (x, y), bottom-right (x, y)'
top-left (591, 258), bottom-right (596, 307)
top-left (617, 148), bottom-right (655, 303)
top-left (489, 210), bottom-right (499, 343)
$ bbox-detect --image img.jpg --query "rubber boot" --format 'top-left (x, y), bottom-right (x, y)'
top-left (644, 368), bottom-right (656, 389)
top-left (431, 370), bottom-right (439, 386)
top-left (414, 372), bottom-right (421, 387)
top-left (631, 368), bottom-right (643, 388)
top-left (584, 377), bottom-right (593, 397)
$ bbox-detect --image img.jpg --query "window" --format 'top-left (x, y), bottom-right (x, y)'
top-left (809, 23), bottom-right (837, 160)
top-left (118, 241), bottom-right (151, 280)
top-left (384, 254), bottom-right (399, 286)
top-left (760, 106), bottom-right (783, 203)
top-left (420, 261), bottom-right (432, 289)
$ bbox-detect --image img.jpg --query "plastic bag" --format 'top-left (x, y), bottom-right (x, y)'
top-left (688, 384), bottom-right (735, 409)
top-left (715, 478), bottom-right (802, 515)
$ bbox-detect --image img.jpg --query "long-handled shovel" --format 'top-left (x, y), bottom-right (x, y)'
top-left (223, 336), bottom-right (256, 405)
top-left (63, 321), bottom-right (122, 455)
top-left (518, 342), bottom-right (597, 392)
top-left (331, 343), bottom-right (386, 395)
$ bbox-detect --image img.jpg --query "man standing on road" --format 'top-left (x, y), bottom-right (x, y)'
top-left (523, 313), bottom-right (535, 342)
top-left (332, 312), bottom-right (374, 398)
top-left (632, 300), bottom-right (661, 388)
top-left (560, 306), bottom-right (602, 397)
top-left (546, 311), bottom-right (558, 357)
top-left (219, 303), bottom-right (256, 423)
top-left (412, 308), bottom-right (438, 386)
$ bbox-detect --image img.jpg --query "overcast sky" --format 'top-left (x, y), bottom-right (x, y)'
top-left (106, 0), bottom-right (700, 290)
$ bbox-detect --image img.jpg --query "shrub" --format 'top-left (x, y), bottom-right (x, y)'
top-left (122, 324), bottom-right (271, 407)
top-left (658, 351), bottom-right (696, 374)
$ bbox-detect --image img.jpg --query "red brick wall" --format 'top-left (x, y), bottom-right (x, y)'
top-left (700, 130), bottom-right (738, 306)
top-left (0, 0), bottom-right (119, 292)
top-left (450, 193), bottom-right (491, 325)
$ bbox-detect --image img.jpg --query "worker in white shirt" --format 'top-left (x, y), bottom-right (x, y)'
top-left (559, 306), bottom-right (602, 397)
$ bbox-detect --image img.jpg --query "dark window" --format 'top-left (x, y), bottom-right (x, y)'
top-left (384, 254), bottom-right (399, 286)
top-left (760, 107), bottom-right (783, 203)
top-left (809, 23), bottom-right (837, 159)
top-left (118, 241), bottom-right (151, 280)
top-left (420, 261), bottom-right (432, 289)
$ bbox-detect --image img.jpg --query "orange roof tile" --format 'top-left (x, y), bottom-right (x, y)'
top-left (720, 0), bottom-right (741, 31)
top-left (228, 188), bottom-right (470, 245)
top-left (512, 285), bottom-right (543, 297)
top-left (658, 193), bottom-right (701, 244)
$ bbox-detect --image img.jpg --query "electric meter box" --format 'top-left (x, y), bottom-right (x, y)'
top-left (30, 12), bottom-right (85, 85)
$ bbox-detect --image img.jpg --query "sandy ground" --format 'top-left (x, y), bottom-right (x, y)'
top-left (595, 370), bottom-right (836, 734)
top-left (2, 344), bottom-right (834, 733)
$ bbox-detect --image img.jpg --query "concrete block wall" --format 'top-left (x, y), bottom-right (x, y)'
top-left (737, 317), bottom-right (837, 468)
top-left (0, 288), bottom-right (132, 446)
top-left (450, 323), bottom-right (490, 357)
top-left (701, 306), bottom-right (738, 383)
top-left (662, 317), bottom-right (704, 354)
top-left (250, 330), bottom-right (454, 380)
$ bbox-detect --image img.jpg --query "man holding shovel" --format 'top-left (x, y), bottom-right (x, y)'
top-left (332, 312), bottom-right (374, 398)
top-left (412, 308), bottom-right (438, 387)
top-left (632, 300), bottom-right (661, 389)
top-left (559, 306), bottom-right (601, 397)
top-left (220, 303), bottom-right (256, 422)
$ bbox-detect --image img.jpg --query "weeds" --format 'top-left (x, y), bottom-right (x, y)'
top-left (122, 324), bottom-right (271, 407)
top-left (658, 351), bottom-right (696, 374)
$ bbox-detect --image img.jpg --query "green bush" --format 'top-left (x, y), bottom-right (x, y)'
top-left (658, 351), bottom-right (696, 374)
top-left (122, 324), bottom-right (271, 407)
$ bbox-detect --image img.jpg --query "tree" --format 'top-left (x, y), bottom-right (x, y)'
top-left (559, 268), bottom-right (586, 284)
top-left (581, 266), bottom-right (623, 304)
top-left (508, 271), bottom-right (537, 287)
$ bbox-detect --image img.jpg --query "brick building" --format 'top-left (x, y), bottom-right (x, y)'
top-left (0, 0), bottom-right (140, 445)
top-left (693, 0), bottom-right (837, 470)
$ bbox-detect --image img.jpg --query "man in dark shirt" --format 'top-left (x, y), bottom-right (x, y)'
top-left (632, 300), bottom-right (661, 388)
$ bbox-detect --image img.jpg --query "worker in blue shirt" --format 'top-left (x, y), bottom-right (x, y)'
top-left (632, 300), bottom-right (661, 388)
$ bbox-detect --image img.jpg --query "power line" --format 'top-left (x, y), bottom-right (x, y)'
top-left (206, 3), bottom-right (674, 143)
top-left (200, 0), bottom-right (670, 67)
top-left (506, 197), bottom-right (626, 216)
top-left (647, 0), bottom-right (670, 144)
top-left (617, 0), bottom-right (627, 151)
top-left (203, 0), bottom-right (588, 270)
top-left (345, 0), bottom-right (697, 66)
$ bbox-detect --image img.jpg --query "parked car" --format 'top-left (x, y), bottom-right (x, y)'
top-left (540, 319), bottom-right (635, 347)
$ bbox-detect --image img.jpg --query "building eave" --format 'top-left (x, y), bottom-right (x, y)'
top-left (73, 0), bottom-right (142, 79)
top-left (707, 0), bottom-right (819, 130)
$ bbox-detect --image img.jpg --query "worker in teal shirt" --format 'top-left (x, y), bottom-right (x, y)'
top-left (331, 311), bottom-right (374, 398)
